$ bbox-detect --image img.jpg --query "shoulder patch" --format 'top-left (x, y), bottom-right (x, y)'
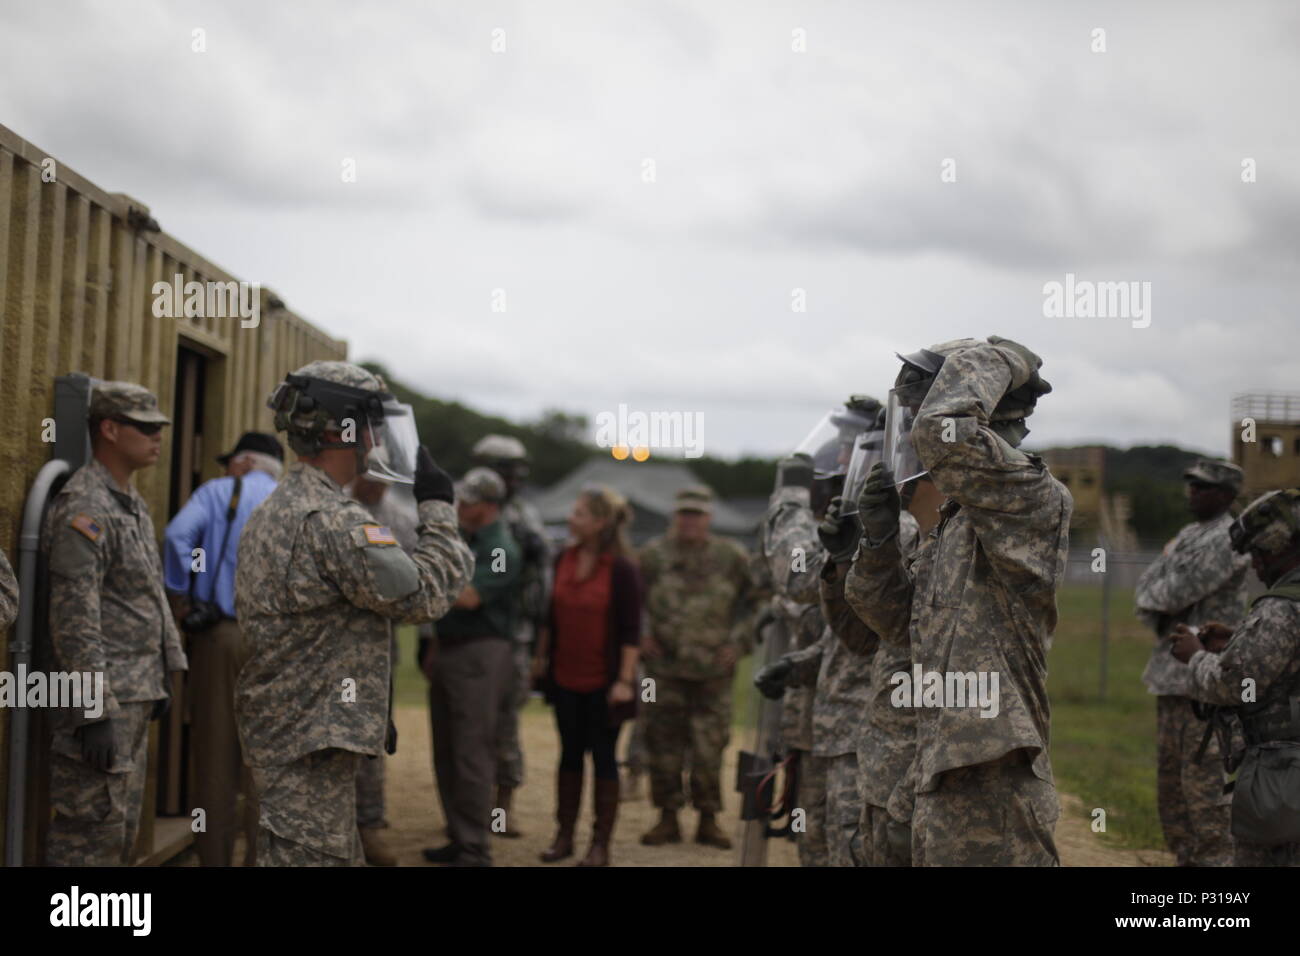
top-left (354, 524), bottom-right (398, 547)
top-left (70, 513), bottom-right (102, 543)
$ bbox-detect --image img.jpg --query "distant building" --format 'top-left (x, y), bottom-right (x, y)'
top-left (1233, 393), bottom-right (1300, 499)
top-left (528, 458), bottom-right (758, 546)
top-left (1039, 445), bottom-right (1105, 531)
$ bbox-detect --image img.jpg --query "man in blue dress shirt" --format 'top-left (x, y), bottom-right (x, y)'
top-left (164, 432), bottom-right (283, 866)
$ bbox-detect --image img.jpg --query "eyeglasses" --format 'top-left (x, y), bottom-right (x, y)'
top-left (112, 417), bottom-right (164, 437)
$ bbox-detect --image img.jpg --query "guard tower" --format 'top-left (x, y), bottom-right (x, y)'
top-left (1232, 393), bottom-right (1300, 499)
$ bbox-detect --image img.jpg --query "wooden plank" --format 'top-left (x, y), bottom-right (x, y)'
top-left (60, 193), bottom-right (90, 374)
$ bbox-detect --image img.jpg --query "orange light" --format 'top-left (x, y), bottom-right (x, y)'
top-left (612, 445), bottom-right (629, 460)
top-left (632, 446), bottom-right (650, 462)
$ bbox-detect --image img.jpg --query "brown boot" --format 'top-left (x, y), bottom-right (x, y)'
top-left (540, 770), bottom-right (583, 863)
top-left (360, 827), bottom-right (397, 867)
top-left (578, 778), bottom-right (620, 867)
top-left (695, 812), bottom-right (732, 849)
top-left (495, 785), bottom-right (522, 838)
top-left (640, 808), bottom-right (682, 846)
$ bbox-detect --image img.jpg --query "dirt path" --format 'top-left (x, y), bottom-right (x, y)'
top-left (383, 702), bottom-right (1168, 867)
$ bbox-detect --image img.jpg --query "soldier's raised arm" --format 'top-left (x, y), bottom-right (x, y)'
top-left (0, 546), bottom-right (18, 631)
top-left (314, 450), bottom-right (474, 624)
top-left (845, 466), bottom-right (918, 647)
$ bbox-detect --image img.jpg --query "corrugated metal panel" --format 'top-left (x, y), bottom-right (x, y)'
top-left (0, 121), bottom-right (348, 862)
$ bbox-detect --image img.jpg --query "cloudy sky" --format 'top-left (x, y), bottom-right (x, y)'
top-left (4, 0), bottom-right (1298, 459)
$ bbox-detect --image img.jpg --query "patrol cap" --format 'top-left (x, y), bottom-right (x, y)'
top-left (674, 485), bottom-right (714, 514)
top-left (89, 381), bottom-right (171, 425)
top-left (1183, 458), bottom-right (1243, 492)
top-left (456, 467), bottom-right (507, 505)
top-left (217, 431), bottom-right (284, 465)
top-left (472, 434), bottom-right (528, 461)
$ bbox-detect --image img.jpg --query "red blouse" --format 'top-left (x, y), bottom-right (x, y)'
top-left (551, 547), bottom-right (614, 693)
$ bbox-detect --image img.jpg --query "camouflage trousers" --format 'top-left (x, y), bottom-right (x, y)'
top-left (252, 748), bottom-right (364, 866)
top-left (796, 751), bottom-right (829, 867)
top-left (912, 751), bottom-right (1060, 867)
top-left (496, 640), bottom-right (532, 791)
top-left (356, 754), bottom-right (387, 829)
top-left (46, 701), bottom-right (153, 866)
top-left (860, 803), bottom-right (912, 867)
top-left (1156, 695), bottom-right (1233, 866)
top-left (825, 752), bottom-right (862, 867)
top-left (643, 675), bottom-right (731, 813)
top-left (1234, 840), bottom-right (1300, 866)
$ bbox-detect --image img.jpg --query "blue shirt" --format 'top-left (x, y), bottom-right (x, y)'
top-left (164, 470), bottom-right (278, 619)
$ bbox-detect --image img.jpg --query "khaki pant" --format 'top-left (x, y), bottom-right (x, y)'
top-left (46, 701), bottom-right (154, 866)
top-left (252, 748), bottom-right (363, 866)
top-left (429, 637), bottom-right (514, 863)
top-left (1156, 695), bottom-right (1233, 866)
top-left (189, 617), bottom-right (259, 865)
top-left (495, 641), bottom-right (531, 790)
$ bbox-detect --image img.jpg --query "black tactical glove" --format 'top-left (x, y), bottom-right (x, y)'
top-left (817, 496), bottom-right (861, 563)
top-left (753, 658), bottom-right (794, 700)
top-left (385, 718), bottom-right (398, 755)
top-left (774, 454), bottom-right (814, 492)
top-left (151, 696), bottom-right (171, 721)
top-left (413, 445), bottom-right (455, 504)
top-left (78, 720), bottom-right (117, 772)
top-left (856, 462), bottom-right (901, 543)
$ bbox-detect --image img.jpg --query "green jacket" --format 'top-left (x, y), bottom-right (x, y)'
top-left (438, 518), bottom-right (522, 641)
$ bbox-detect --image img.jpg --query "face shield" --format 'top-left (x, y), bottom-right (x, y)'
top-left (883, 388), bottom-right (929, 486)
top-left (364, 400), bottom-right (420, 485)
top-left (793, 406), bottom-right (877, 480)
top-left (839, 430), bottom-right (885, 516)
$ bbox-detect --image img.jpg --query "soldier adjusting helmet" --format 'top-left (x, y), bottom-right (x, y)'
top-left (1229, 488), bottom-right (1300, 557)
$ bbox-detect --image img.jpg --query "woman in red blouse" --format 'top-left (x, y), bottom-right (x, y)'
top-left (532, 485), bottom-right (642, 866)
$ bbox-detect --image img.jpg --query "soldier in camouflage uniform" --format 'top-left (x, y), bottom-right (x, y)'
top-left (349, 471), bottom-right (421, 866)
top-left (843, 506), bottom-right (921, 866)
top-left (236, 361), bottom-right (473, 866)
top-left (0, 546), bottom-right (16, 631)
top-left (639, 486), bottom-right (754, 849)
top-left (472, 434), bottom-right (552, 837)
top-left (1135, 458), bottom-right (1249, 867)
top-left (846, 338), bottom-right (1070, 866)
top-left (42, 382), bottom-right (189, 865)
top-left (1173, 489), bottom-right (1300, 866)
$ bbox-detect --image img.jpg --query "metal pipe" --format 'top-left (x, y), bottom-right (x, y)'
top-left (5, 458), bottom-right (69, 867)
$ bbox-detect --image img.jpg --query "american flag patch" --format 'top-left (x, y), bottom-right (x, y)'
top-left (71, 513), bottom-right (102, 542)
top-left (363, 525), bottom-right (397, 546)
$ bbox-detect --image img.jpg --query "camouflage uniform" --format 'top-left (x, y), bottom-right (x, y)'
top-left (843, 510), bottom-right (920, 866)
top-left (354, 487), bottom-right (420, 831)
top-left (237, 457), bottom-right (473, 866)
top-left (639, 531), bottom-right (753, 815)
top-left (43, 419), bottom-right (189, 865)
top-left (0, 546), bottom-right (17, 630)
top-left (758, 486), bottom-right (828, 865)
top-left (846, 343), bottom-right (1072, 866)
top-left (497, 495), bottom-right (550, 792)
top-left (1185, 564), bottom-right (1300, 866)
top-left (1136, 494), bottom-right (1249, 868)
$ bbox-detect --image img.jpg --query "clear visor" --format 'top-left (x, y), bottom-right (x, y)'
top-left (839, 430), bottom-right (885, 515)
top-left (793, 407), bottom-right (875, 479)
top-left (883, 389), bottom-right (928, 487)
top-left (365, 401), bottom-right (419, 485)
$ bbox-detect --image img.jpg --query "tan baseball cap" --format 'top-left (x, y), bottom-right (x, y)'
top-left (456, 466), bottom-right (507, 504)
top-left (1183, 458), bottom-right (1243, 492)
top-left (89, 381), bottom-right (171, 425)
top-left (674, 485), bottom-right (714, 514)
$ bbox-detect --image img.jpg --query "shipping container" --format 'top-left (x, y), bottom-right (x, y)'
top-left (0, 121), bottom-right (348, 864)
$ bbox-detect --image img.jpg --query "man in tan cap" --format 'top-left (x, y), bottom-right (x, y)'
top-left (42, 381), bottom-right (189, 865)
top-left (1135, 457), bottom-right (1250, 866)
top-left (638, 485), bottom-right (754, 849)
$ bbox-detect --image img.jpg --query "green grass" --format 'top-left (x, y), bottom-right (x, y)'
top-left (1049, 584), bottom-right (1162, 850)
